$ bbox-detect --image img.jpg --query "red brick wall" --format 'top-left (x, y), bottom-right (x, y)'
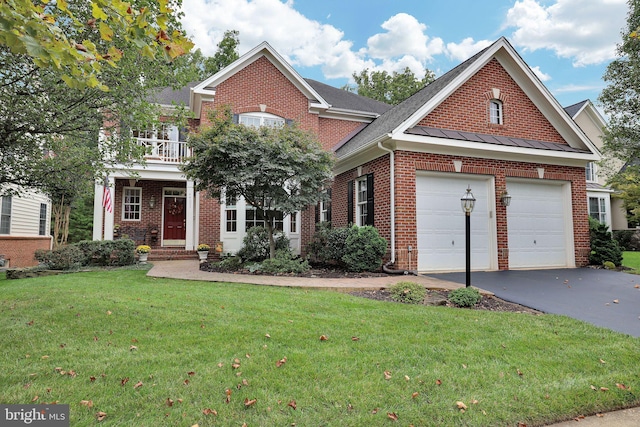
top-left (418, 58), bottom-right (565, 144)
top-left (318, 117), bottom-right (365, 151)
top-left (0, 236), bottom-right (52, 268)
top-left (198, 193), bottom-right (220, 252)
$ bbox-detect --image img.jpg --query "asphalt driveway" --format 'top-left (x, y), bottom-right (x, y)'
top-left (427, 268), bottom-right (640, 337)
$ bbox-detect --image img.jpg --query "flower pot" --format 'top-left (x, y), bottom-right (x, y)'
top-left (198, 251), bottom-right (209, 262)
top-left (138, 253), bottom-right (149, 264)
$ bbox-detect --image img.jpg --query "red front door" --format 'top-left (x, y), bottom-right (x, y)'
top-left (163, 197), bottom-right (186, 241)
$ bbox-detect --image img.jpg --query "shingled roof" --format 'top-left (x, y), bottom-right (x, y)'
top-left (305, 78), bottom-right (392, 116)
top-left (564, 100), bottom-right (589, 118)
top-left (148, 81), bottom-right (200, 107)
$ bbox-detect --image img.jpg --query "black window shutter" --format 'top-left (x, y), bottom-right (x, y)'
top-left (327, 188), bottom-right (332, 223)
top-left (315, 202), bottom-right (320, 224)
top-left (232, 114), bottom-right (239, 124)
top-left (366, 173), bottom-right (374, 226)
top-left (347, 180), bottom-right (354, 224)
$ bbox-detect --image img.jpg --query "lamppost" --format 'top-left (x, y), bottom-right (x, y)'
top-left (460, 186), bottom-right (476, 288)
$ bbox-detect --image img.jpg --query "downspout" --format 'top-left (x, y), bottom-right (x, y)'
top-left (377, 139), bottom-right (415, 275)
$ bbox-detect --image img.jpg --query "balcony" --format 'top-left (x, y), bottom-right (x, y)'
top-left (137, 138), bottom-right (190, 163)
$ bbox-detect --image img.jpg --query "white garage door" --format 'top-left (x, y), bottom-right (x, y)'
top-left (506, 180), bottom-right (572, 268)
top-left (416, 174), bottom-right (493, 272)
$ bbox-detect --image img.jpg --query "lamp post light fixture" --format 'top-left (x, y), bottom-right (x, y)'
top-left (461, 186), bottom-right (476, 288)
top-left (500, 190), bottom-right (512, 207)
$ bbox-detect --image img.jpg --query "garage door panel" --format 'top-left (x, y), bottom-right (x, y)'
top-left (507, 181), bottom-right (569, 268)
top-left (416, 175), bottom-right (493, 272)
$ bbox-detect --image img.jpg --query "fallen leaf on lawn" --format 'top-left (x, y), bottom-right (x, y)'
top-left (121, 378), bottom-right (129, 386)
top-left (31, 396), bottom-right (38, 402)
top-left (348, 403), bottom-right (353, 411)
top-left (80, 400), bottom-right (93, 408)
top-left (517, 423), bottom-right (527, 427)
top-left (352, 336), bottom-right (360, 341)
top-left (371, 408), bottom-right (379, 414)
top-left (232, 363), bottom-right (241, 369)
top-left (244, 398), bottom-right (257, 407)
top-left (517, 369), bottom-right (523, 376)
top-left (242, 379), bottom-right (249, 386)
top-left (600, 387), bottom-right (609, 392)
top-left (23, 383), bottom-right (31, 389)
top-left (616, 383), bottom-right (630, 390)
top-left (265, 334), bottom-right (271, 339)
top-left (93, 336), bottom-right (99, 341)
top-left (405, 375), bottom-right (410, 381)
top-left (217, 363), bottom-right (224, 368)
top-left (27, 320), bottom-right (34, 326)
top-left (288, 400), bottom-right (297, 410)
top-left (134, 381), bottom-right (143, 389)
top-left (90, 376), bottom-right (96, 382)
top-left (235, 372), bottom-right (242, 377)
top-left (166, 398), bottom-right (173, 407)
top-left (436, 379), bottom-right (442, 386)
top-left (245, 354), bottom-right (251, 358)
top-left (387, 412), bottom-right (398, 420)
top-left (412, 392), bottom-right (419, 399)
top-left (574, 415), bottom-right (585, 421)
top-left (471, 399), bottom-right (479, 404)
top-left (225, 388), bottom-right (232, 403)
top-left (590, 385), bottom-right (597, 391)
top-left (456, 401), bottom-right (467, 410)
top-left (276, 357), bottom-right (287, 367)
top-left (41, 355), bottom-right (49, 360)
top-left (183, 379), bottom-right (190, 386)
top-left (462, 364), bottom-right (467, 369)
top-left (599, 359), bottom-right (606, 364)
top-left (130, 345), bottom-right (138, 351)
top-left (96, 411), bottom-right (107, 421)
top-left (202, 408), bottom-right (217, 415)
top-left (187, 371), bottom-right (195, 376)
top-left (613, 299), bottom-right (619, 304)
top-left (107, 311), bottom-right (112, 315)
top-left (320, 335), bottom-right (328, 341)
top-left (384, 371), bottom-right (392, 380)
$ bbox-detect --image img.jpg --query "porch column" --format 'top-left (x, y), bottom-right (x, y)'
top-left (92, 181), bottom-right (104, 240)
top-left (104, 176), bottom-right (115, 240)
top-left (185, 180), bottom-right (195, 250)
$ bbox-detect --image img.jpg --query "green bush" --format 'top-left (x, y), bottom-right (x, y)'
top-left (35, 245), bottom-right (85, 270)
top-left (307, 223), bottom-right (352, 265)
top-left (218, 256), bottom-right (243, 271)
top-left (341, 226), bottom-right (387, 272)
top-left (589, 218), bottom-right (622, 266)
top-left (260, 250), bottom-right (310, 274)
top-left (237, 226), bottom-right (289, 262)
top-left (388, 281), bottom-right (426, 304)
top-left (448, 287), bottom-right (481, 308)
top-left (75, 239), bottom-right (135, 266)
top-left (613, 230), bottom-right (635, 251)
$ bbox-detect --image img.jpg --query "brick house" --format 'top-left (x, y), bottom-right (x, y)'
top-left (93, 37), bottom-right (599, 272)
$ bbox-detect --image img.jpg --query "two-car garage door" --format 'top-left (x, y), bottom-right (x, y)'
top-left (415, 173), bottom-right (573, 272)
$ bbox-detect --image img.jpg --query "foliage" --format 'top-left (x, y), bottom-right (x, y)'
top-left (0, 0), bottom-right (193, 90)
top-left (599, 0), bottom-right (640, 163)
top-left (345, 67), bottom-right (435, 105)
top-left (388, 281), bottom-right (427, 304)
top-left (67, 190), bottom-right (95, 244)
top-left (34, 245), bottom-right (85, 270)
top-left (608, 166), bottom-right (640, 226)
top-left (613, 229), bottom-right (636, 251)
top-left (178, 30), bottom-right (240, 81)
top-left (589, 217), bottom-right (623, 266)
top-left (136, 245), bottom-right (151, 254)
top-left (237, 226), bottom-right (289, 262)
top-left (342, 226), bottom-right (388, 272)
top-left (307, 222), bottom-right (350, 264)
top-left (1, 270), bottom-right (639, 426)
top-left (449, 287), bottom-right (482, 307)
top-left (259, 250), bottom-right (310, 274)
top-left (182, 106), bottom-right (335, 258)
top-left (197, 243), bottom-right (211, 252)
top-left (217, 255), bottom-right (243, 271)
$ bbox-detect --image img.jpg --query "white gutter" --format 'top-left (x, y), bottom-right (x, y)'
top-left (377, 139), bottom-right (395, 264)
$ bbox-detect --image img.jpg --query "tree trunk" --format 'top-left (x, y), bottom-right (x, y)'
top-left (265, 220), bottom-right (276, 259)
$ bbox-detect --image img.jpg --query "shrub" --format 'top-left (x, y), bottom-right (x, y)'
top-left (341, 226), bottom-right (387, 272)
top-left (260, 250), bottom-right (310, 274)
top-left (237, 226), bottom-right (289, 262)
top-left (613, 230), bottom-right (635, 251)
top-left (217, 256), bottom-right (243, 271)
top-left (34, 245), bottom-right (85, 270)
top-left (307, 223), bottom-right (353, 265)
top-left (75, 239), bottom-right (135, 266)
top-left (448, 287), bottom-right (481, 308)
top-left (589, 218), bottom-right (622, 266)
top-left (603, 261), bottom-right (616, 270)
top-left (388, 281), bottom-right (426, 304)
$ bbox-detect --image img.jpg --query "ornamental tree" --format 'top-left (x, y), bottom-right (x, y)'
top-left (182, 107), bottom-right (335, 259)
top-left (344, 67), bottom-right (435, 105)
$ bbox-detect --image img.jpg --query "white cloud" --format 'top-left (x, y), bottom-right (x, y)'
top-left (446, 37), bottom-right (493, 61)
top-left (530, 66), bottom-right (551, 81)
top-left (553, 83), bottom-right (604, 93)
top-left (504, 0), bottom-right (627, 66)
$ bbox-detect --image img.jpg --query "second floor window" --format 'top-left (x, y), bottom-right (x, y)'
top-left (237, 113), bottom-right (285, 128)
top-left (586, 162), bottom-right (597, 182)
top-left (489, 100), bottom-right (503, 125)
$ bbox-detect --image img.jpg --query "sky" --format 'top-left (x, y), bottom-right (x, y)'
top-left (179, 0), bottom-right (628, 110)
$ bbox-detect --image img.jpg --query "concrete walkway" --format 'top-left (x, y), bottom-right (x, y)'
top-left (147, 259), bottom-right (471, 292)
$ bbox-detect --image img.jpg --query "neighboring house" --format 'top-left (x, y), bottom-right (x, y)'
top-left (0, 187), bottom-right (52, 268)
top-left (93, 37), bottom-right (599, 272)
top-left (564, 100), bottom-right (627, 231)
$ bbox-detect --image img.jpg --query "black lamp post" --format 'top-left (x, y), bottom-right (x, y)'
top-left (461, 186), bottom-right (476, 287)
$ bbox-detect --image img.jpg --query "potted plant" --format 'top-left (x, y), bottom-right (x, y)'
top-left (197, 243), bottom-right (210, 262)
top-left (136, 245), bottom-right (151, 264)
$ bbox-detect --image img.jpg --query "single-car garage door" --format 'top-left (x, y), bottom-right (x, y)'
top-left (506, 180), bottom-right (573, 269)
top-left (416, 173), bottom-right (494, 272)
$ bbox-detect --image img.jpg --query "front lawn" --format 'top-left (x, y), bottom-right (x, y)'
top-left (622, 251), bottom-right (640, 273)
top-left (0, 270), bottom-right (638, 426)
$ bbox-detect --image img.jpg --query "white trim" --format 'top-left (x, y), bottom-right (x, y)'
top-left (121, 186), bottom-right (142, 222)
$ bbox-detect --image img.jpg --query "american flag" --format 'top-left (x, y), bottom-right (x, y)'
top-left (102, 177), bottom-right (113, 213)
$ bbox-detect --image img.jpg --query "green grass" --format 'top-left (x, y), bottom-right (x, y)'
top-left (0, 269), bottom-right (639, 426)
top-left (623, 251), bottom-right (640, 273)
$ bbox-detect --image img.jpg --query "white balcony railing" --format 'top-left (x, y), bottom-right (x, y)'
top-left (137, 139), bottom-right (190, 163)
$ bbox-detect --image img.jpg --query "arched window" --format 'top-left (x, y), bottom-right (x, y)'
top-left (489, 99), bottom-right (503, 125)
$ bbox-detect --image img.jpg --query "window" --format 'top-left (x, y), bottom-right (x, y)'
top-left (589, 197), bottom-right (607, 224)
top-left (123, 187), bottom-right (142, 221)
top-left (246, 208), bottom-right (283, 231)
top-left (0, 196), bottom-right (11, 234)
top-left (39, 203), bottom-right (47, 236)
top-left (348, 174), bottom-right (374, 226)
top-left (225, 195), bottom-right (237, 232)
top-left (319, 189), bottom-right (331, 223)
top-left (489, 100), bottom-right (503, 124)
top-left (132, 124), bottom-right (179, 141)
top-left (290, 212), bottom-right (298, 233)
top-left (237, 112), bottom-right (285, 128)
top-left (586, 162), bottom-right (597, 182)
